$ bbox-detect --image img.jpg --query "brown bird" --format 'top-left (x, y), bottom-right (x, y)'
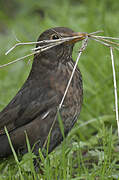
top-left (0, 27), bottom-right (83, 158)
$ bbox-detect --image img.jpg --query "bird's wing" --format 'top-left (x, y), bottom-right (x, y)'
top-left (0, 85), bottom-right (58, 135)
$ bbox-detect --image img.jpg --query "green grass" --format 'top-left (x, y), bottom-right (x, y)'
top-left (0, 0), bottom-right (119, 179)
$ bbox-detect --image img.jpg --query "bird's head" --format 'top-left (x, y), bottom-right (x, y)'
top-left (32, 27), bottom-right (86, 71)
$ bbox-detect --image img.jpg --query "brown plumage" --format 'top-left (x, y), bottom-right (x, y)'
top-left (0, 27), bottom-right (83, 157)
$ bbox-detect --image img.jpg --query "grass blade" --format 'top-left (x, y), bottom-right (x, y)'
top-left (4, 127), bottom-right (24, 180)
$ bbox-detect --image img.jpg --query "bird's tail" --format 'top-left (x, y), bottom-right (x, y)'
top-left (0, 134), bottom-right (12, 158)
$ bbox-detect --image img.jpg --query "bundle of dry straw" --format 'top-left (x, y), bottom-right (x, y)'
top-left (0, 30), bottom-right (119, 136)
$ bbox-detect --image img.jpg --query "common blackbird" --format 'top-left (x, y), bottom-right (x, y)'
top-left (0, 27), bottom-right (83, 158)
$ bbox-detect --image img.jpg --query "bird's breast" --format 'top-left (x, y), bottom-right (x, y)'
top-left (49, 61), bottom-right (83, 113)
top-left (48, 61), bottom-right (83, 135)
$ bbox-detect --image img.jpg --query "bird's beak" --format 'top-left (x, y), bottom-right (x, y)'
top-left (67, 32), bottom-right (87, 44)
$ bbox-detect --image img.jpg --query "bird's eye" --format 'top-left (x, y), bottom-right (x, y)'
top-left (51, 34), bottom-right (60, 40)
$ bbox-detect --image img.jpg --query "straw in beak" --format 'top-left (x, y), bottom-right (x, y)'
top-left (67, 32), bottom-right (87, 44)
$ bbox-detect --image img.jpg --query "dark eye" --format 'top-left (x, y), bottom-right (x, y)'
top-left (51, 34), bottom-right (59, 40)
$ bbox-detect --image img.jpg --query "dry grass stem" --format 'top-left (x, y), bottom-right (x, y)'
top-left (0, 52), bottom-right (37, 68)
top-left (110, 47), bottom-right (119, 136)
top-left (1, 35), bottom-right (89, 68)
top-left (3, 30), bottom-right (119, 69)
top-left (5, 35), bottom-right (87, 55)
top-left (88, 30), bottom-right (104, 35)
top-left (59, 37), bottom-right (88, 109)
top-left (89, 34), bottom-right (119, 51)
top-left (95, 36), bottom-right (119, 47)
top-left (0, 41), bottom-right (68, 68)
top-left (90, 35), bottom-right (119, 40)
top-left (90, 37), bottom-right (111, 47)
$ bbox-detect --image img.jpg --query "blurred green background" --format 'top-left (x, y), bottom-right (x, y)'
top-left (0, 0), bottom-right (119, 179)
top-left (0, 0), bottom-right (119, 128)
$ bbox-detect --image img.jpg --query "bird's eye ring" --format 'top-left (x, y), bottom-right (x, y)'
top-left (51, 34), bottom-right (60, 40)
